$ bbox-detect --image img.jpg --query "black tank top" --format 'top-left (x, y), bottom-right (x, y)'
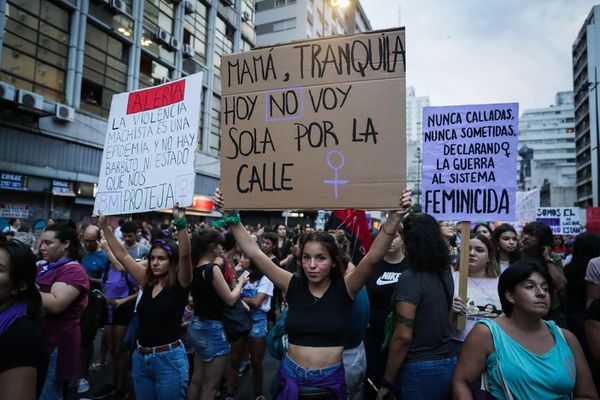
top-left (191, 263), bottom-right (223, 320)
top-left (285, 275), bottom-right (353, 347)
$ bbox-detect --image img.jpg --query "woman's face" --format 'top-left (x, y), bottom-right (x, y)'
top-left (475, 225), bottom-right (492, 240)
top-left (150, 247), bottom-right (171, 277)
top-left (0, 249), bottom-right (12, 307)
top-left (499, 231), bottom-right (518, 254)
top-left (39, 230), bottom-right (68, 262)
top-left (277, 225), bottom-right (287, 238)
top-left (439, 221), bottom-right (455, 239)
top-left (508, 272), bottom-right (550, 317)
top-left (261, 239), bottom-right (274, 254)
top-left (301, 241), bottom-right (334, 283)
top-left (388, 232), bottom-right (403, 254)
top-left (468, 238), bottom-right (489, 274)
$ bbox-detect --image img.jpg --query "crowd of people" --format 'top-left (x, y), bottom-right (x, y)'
top-left (2, 194), bottom-right (600, 399)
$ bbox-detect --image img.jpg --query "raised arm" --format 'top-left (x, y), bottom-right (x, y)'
top-left (345, 188), bottom-right (412, 298)
top-left (214, 188), bottom-right (293, 291)
top-left (173, 205), bottom-right (193, 288)
top-left (98, 214), bottom-right (147, 284)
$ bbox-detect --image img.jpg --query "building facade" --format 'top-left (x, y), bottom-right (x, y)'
top-left (518, 91), bottom-right (576, 207)
top-left (254, 0), bottom-right (371, 47)
top-left (405, 86), bottom-right (429, 202)
top-left (0, 0), bottom-right (255, 226)
top-left (573, 4), bottom-right (600, 206)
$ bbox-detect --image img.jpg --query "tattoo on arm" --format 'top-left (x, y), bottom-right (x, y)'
top-left (395, 313), bottom-right (415, 327)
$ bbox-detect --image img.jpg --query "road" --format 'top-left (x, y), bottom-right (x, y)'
top-left (70, 330), bottom-right (281, 400)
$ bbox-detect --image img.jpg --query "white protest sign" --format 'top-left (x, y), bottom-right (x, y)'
top-left (94, 73), bottom-right (202, 215)
top-left (516, 188), bottom-right (540, 222)
top-left (535, 207), bottom-right (583, 235)
top-left (421, 103), bottom-right (519, 221)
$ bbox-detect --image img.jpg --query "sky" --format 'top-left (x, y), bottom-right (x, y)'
top-left (360, 0), bottom-right (599, 111)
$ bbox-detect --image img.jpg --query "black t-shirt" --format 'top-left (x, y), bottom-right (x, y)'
top-left (0, 316), bottom-right (48, 396)
top-left (585, 298), bottom-right (600, 321)
top-left (137, 281), bottom-right (190, 347)
top-left (191, 263), bottom-right (223, 321)
top-left (285, 275), bottom-right (353, 347)
top-left (394, 268), bottom-right (453, 361)
top-left (366, 258), bottom-right (408, 328)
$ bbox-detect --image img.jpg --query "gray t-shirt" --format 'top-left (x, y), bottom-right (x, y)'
top-left (394, 268), bottom-right (453, 361)
top-left (126, 243), bottom-right (150, 260)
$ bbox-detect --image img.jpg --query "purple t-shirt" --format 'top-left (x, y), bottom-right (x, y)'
top-left (103, 267), bottom-right (137, 299)
top-left (36, 261), bottom-right (89, 382)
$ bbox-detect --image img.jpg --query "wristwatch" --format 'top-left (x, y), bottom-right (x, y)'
top-left (545, 258), bottom-right (553, 264)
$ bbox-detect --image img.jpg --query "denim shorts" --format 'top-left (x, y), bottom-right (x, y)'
top-left (249, 311), bottom-right (268, 337)
top-left (281, 354), bottom-right (344, 396)
top-left (187, 316), bottom-right (230, 362)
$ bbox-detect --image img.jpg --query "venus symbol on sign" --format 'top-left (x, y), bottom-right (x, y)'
top-left (323, 150), bottom-right (348, 199)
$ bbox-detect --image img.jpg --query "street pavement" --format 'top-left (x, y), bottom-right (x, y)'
top-left (69, 329), bottom-right (281, 400)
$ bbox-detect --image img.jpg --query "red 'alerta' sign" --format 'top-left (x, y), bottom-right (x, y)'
top-left (127, 80), bottom-right (186, 114)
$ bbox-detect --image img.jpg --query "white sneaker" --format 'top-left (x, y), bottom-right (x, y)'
top-left (77, 378), bottom-right (90, 394)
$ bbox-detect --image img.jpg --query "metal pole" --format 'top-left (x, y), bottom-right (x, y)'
top-left (595, 66), bottom-right (600, 206)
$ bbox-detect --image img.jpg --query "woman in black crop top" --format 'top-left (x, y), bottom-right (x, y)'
top-left (214, 187), bottom-right (413, 399)
top-left (99, 206), bottom-right (193, 400)
top-left (186, 228), bottom-right (250, 400)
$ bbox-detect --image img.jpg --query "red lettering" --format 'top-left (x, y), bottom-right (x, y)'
top-left (127, 79), bottom-right (186, 114)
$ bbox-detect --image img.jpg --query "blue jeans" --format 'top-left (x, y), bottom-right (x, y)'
top-left (283, 354), bottom-right (341, 394)
top-left (132, 342), bottom-right (189, 400)
top-left (40, 348), bottom-right (64, 400)
top-left (392, 356), bottom-right (457, 400)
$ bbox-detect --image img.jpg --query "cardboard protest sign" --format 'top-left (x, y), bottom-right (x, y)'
top-left (421, 103), bottom-right (518, 221)
top-left (220, 28), bottom-right (406, 210)
top-left (516, 188), bottom-right (540, 222)
top-left (536, 207), bottom-right (583, 235)
top-left (94, 73), bottom-right (203, 215)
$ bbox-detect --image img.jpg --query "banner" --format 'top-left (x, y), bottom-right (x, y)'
top-left (325, 209), bottom-right (372, 265)
top-left (421, 103), bottom-right (519, 221)
top-left (516, 188), bottom-right (540, 222)
top-left (536, 207), bottom-right (583, 235)
top-left (220, 28), bottom-right (406, 210)
top-left (94, 73), bottom-right (203, 215)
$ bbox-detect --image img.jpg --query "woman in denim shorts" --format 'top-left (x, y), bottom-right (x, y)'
top-left (225, 255), bottom-right (274, 400)
top-left (187, 229), bottom-right (250, 400)
top-left (99, 206), bottom-right (193, 400)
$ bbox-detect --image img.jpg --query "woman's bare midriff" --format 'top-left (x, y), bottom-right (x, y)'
top-left (287, 343), bottom-right (344, 369)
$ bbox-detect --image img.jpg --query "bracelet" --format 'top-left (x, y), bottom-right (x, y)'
top-left (212, 212), bottom-right (241, 229)
top-left (381, 224), bottom-right (396, 236)
top-left (171, 217), bottom-right (188, 230)
top-left (545, 258), bottom-right (554, 264)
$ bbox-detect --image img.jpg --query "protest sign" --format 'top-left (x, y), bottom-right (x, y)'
top-left (421, 103), bottom-right (519, 221)
top-left (220, 28), bottom-right (406, 210)
top-left (94, 73), bottom-right (202, 215)
top-left (587, 207), bottom-right (600, 235)
top-left (536, 207), bottom-right (583, 235)
top-left (516, 188), bottom-right (540, 222)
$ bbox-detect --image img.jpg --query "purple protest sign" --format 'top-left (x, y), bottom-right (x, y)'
top-left (421, 103), bottom-right (518, 221)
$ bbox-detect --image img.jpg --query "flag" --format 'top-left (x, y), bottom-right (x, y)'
top-left (325, 209), bottom-right (372, 265)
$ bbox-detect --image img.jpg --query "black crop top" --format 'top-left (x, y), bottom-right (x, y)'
top-left (285, 275), bottom-right (353, 347)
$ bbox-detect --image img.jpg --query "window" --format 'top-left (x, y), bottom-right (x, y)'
top-left (1, 0), bottom-right (70, 102)
top-left (210, 94), bottom-right (221, 156)
top-left (183, 0), bottom-right (208, 71)
top-left (81, 23), bottom-right (128, 117)
top-left (275, 0), bottom-right (296, 7)
top-left (139, 52), bottom-right (171, 88)
top-left (213, 17), bottom-right (233, 75)
top-left (273, 17), bottom-right (296, 32)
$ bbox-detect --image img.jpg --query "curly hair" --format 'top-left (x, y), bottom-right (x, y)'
top-left (403, 213), bottom-right (450, 274)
